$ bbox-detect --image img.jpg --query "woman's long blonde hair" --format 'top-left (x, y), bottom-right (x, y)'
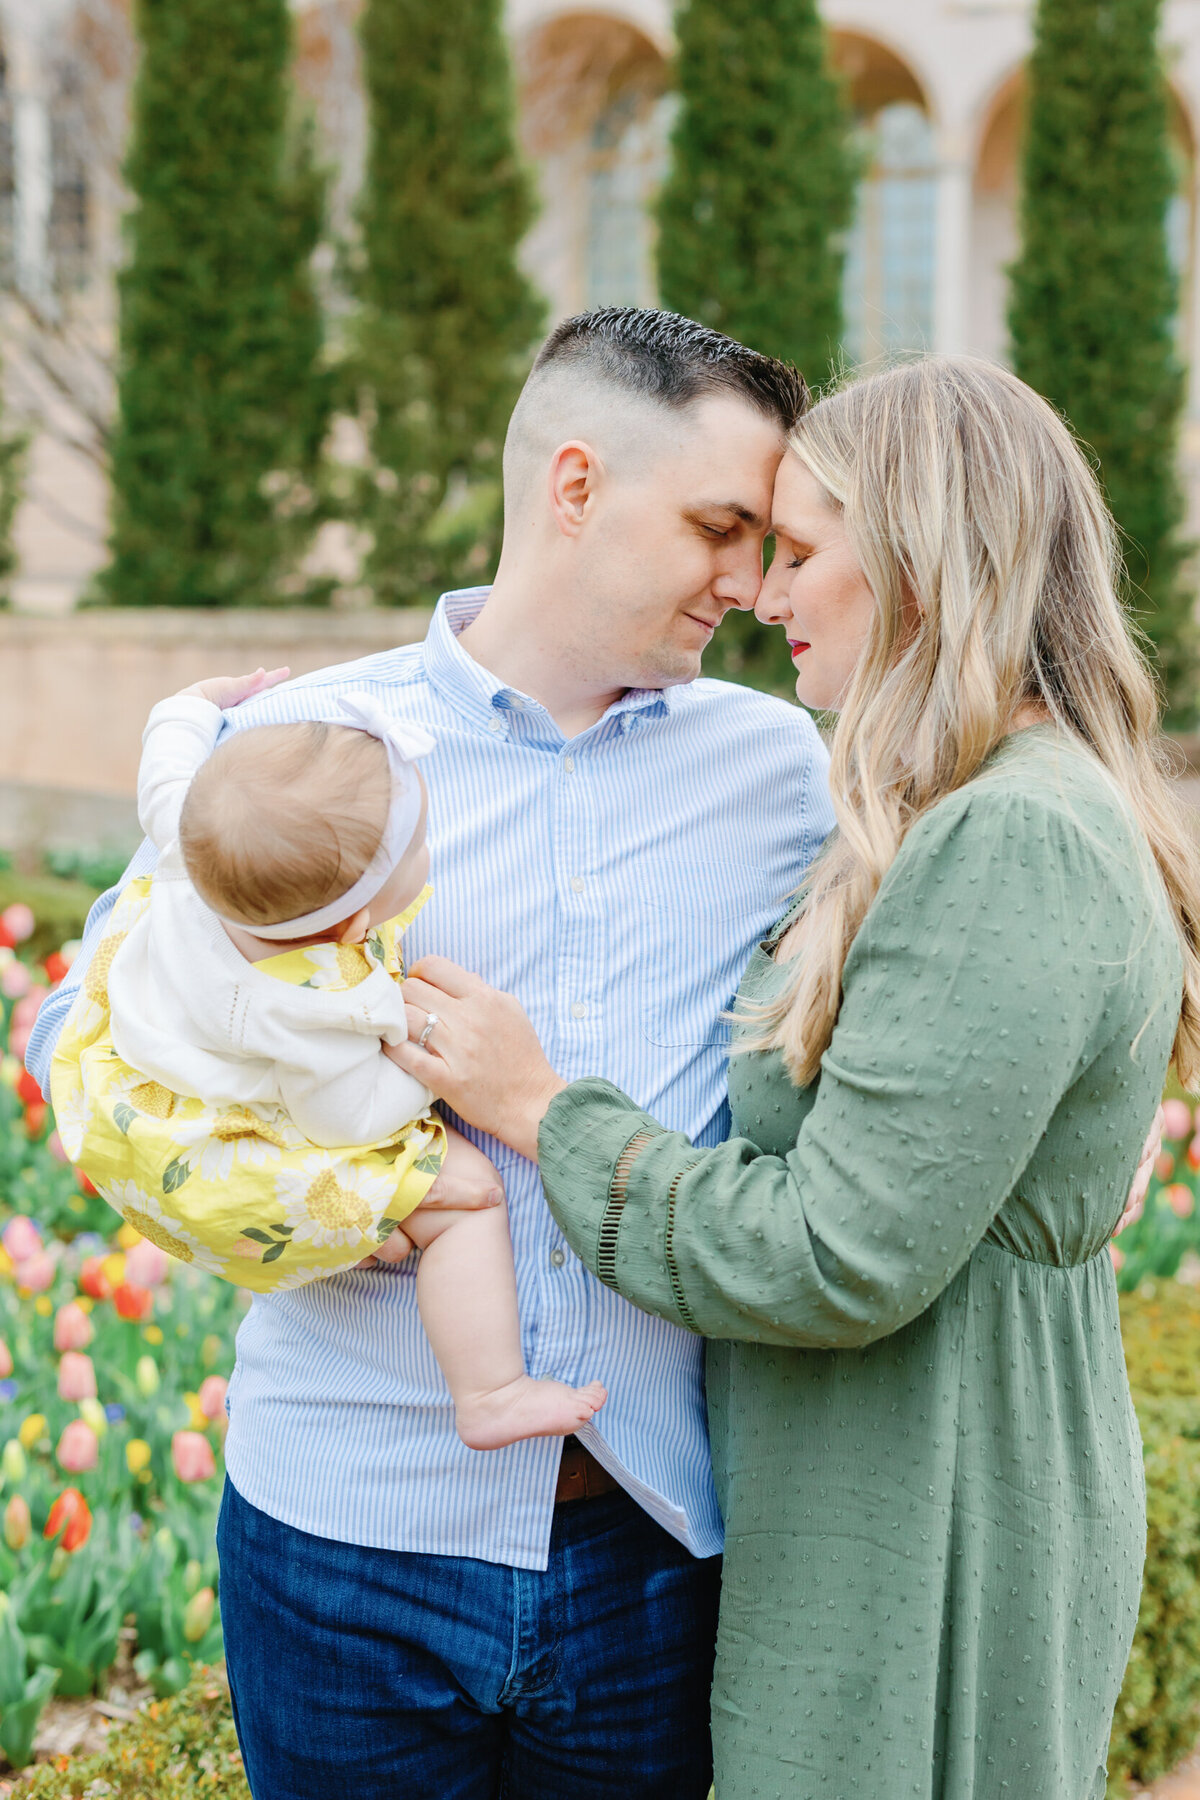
top-left (752, 354), bottom-right (1200, 1090)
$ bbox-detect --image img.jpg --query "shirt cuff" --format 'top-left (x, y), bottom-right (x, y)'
top-left (538, 1079), bottom-right (665, 1286)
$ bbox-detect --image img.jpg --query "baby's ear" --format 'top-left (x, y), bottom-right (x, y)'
top-left (335, 906), bottom-right (372, 945)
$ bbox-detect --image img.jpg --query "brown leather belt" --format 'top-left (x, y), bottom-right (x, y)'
top-left (554, 1437), bottom-right (621, 1504)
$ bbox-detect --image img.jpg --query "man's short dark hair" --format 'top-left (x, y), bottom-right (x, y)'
top-left (532, 307), bottom-right (809, 434)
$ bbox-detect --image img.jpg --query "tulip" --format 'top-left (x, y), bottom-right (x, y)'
top-left (101, 1252), bottom-right (126, 1289)
top-left (0, 1339), bottom-right (11, 1380)
top-left (1169, 1183), bottom-right (1195, 1219)
top-left (113, 1281), bottom-right (154, 1322)
top-left (183, 1586), bottom-right (216, 1643)
top-left (125, 1438), bottom-right (152, 1476)
top-left (44, 1487), bottom-right (92, 1552)
top-left (3, 1493), bottom-right (29, 1550)
top-left (56, 1419), bottom-right (99, 1473)
top-left (124, 1238), bottom-right (170, 1289)
top-left (1163, 1098), bottom-right (1194, 1141)
top-left (2, 903), bottom-right (34, 944)
top-left (2, 1216), bottom-right (41, 1264)
top-left (198, 1375), bottom-right (229, 1421)
top-left (57, 1352), bottom-right (97, 1402)
top-left (17, 1414), bottom-right (46, 1451)
top-left (1189, 1137), bottom-right (1200, 1174)
top-left (183, 1391), bottom-right (209, 1432)
top-left (8, 988), bottom-right (46, 1062)
top-left (79, 1257), bottom-right (113, 1301)
top-left (134, 1355), bottom-right (160, 1398)
top-left (78, 1398), bottom-right (107, 1438)
top-left (171, 1430), bottom-right (216, 1483)
top-left (43, 951), bottom-right (69, 986)
top-left (53, 1303), bottom-right (93, 1353)
top-left (75, 1168), bottom-right (98, 1198)
top-left (23, 1100), bottom-right (47, 1139)
top-left (1, 1441), bottom-right (26, 1483)
top-left (16, 1251), bottom-right (55, 1294)
top-left (1109, 1241), bottom-right (1125, 1272)
top-left (46, 1129), bottom-right (68, 1164)
top-left (14, 1069), bottom-right (41, 1107)
top-left (0, 959), bottom-right (31, 999)
top-left (1156, 1151), bottom-right (1176, 1181)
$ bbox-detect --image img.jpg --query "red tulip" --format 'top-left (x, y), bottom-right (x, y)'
top-left (23, 1100), bottom-right (47, 1139)
top-left (44, 1487), bottom-right (92, 1552)
top-left (171, 1430), bottom-right (216, 1483)
top-left (79, 1257), bottom-right (113, 1301)
top-left (113, 1281), bottom-right (154, 1322)
top-left (43, 952), bottom-right (70, 986)
top-left (53, 1303), bottom-right (93, 1353)
top-left (15, 1068), bottom-right (41, 1108)
top-left (56, 1419), bottom-right (99, 1472)
top-left (57, 1352), bottom-right (97, 1402)
top-left (75, 1168), bottom-right (99, 1198)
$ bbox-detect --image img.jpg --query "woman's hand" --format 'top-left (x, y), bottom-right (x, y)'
top-left (387, 957), bottom-right (567, 1161)
top-left (182, 667), bottom-right (291, 710)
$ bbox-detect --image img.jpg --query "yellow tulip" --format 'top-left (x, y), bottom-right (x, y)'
top-left (125, 1438), bottom-right (152, 1475)
top-left (0, 1246), bottom-right (13, 1280)
top-left (78, 1397), bottom-right (107, 1437)
top-left (101, 1253), bottom-right (126, 1289)
top-left (183, 1392), bottom-right (209, 1432)
top-left (134, 1355), bottom-right (159, 1398)
top-left (33, 1296), bottom-right (52, 1318)
top-left (17, 1414), bottom-right (46, 1451)
top-left (1, 1440), bottom-right (27, 1483)
top-left (116, 1222), bottom-right (141, 1252)
top-left (142, 1325), bottom-right (164, 1346)
top-left (76, 1296), bottom-right (94, 1315)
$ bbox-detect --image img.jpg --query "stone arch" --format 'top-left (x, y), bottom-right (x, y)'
top-left (515, 11), bottom-right (671, 320)
top-left (830, 31), bottom-right (938, 365)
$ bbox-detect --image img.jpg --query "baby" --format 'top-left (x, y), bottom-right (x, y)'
top-left (60, 667), bottom-right (606, 1450)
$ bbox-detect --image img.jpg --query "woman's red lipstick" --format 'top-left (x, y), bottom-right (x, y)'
top-left (787, 639), bottom-right (810, 660)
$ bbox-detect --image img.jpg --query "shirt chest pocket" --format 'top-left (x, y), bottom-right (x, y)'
top-left (635, 860), bottom-right (776, 1049)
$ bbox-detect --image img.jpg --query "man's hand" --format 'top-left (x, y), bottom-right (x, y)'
top-left (182, 667), bottom-right (291, 710)
top-left (1115, 1105), bottom-right (1164, 1236)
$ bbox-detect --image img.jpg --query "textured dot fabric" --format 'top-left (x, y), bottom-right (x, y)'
top-left (540, 727), bottom-right (1181, 1799)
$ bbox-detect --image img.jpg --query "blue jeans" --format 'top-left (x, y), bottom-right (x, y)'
top-left (216, 1475), bottom-right (721, 1799)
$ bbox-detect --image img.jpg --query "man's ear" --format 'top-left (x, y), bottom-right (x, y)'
top-left (547, 440), bottom-right (603, 538)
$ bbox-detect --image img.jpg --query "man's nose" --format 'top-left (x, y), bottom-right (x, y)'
top-left (717, 544), bottom-right (768, 612)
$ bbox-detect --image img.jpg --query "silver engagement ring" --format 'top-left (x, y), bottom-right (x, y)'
top-left (417, 1011), bottom-right (439, 1051)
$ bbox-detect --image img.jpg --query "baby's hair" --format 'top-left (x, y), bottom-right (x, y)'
top-left (179, 722), bottom-right (391, 930)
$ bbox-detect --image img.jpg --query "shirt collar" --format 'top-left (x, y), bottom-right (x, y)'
top-left (423, 588), bottom-right (674, 740)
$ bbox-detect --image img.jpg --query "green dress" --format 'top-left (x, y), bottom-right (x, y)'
top-left (538, 728), bottom-right (1181, 1800)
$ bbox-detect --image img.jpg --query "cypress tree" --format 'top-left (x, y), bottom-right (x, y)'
top-left (353, 0), bottom-right (545, 607)
top-left (1009, 0), bottom-right (1195, 712)
top-left (656, 0), bottom-right (857, 691)
top-left (101, 0), bottom-right (331, 609)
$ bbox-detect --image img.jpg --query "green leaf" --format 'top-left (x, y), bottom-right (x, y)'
top-left (261, 1241), bottom-right (288, 1263)
top-left (113, 1102), bottom-right (138, 1135)
top-left (162, 1156), bottom-right (192, 1193)
top-left (239, 1227), bottom-right (276, 1246)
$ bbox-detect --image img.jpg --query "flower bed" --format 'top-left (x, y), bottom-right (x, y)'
top-left (0, 903), bottom-right (242, 1773)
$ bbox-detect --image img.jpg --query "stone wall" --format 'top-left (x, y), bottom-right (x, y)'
top-left (0, 607), bottom-right (430, 855)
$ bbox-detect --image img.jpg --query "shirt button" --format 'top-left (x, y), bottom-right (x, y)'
top-left (550, 1248), bottom-right (566, 1268)
top-left (563, 754), bottom-right (575, 772)
top-left (488, 717), bottom-right (505, 735)
top-left (570, 876), bottom-right (585, 893)
top-left (571, 1002), bottom-right (587, 1020)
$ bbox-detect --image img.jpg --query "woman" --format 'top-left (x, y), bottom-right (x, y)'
top-left (393, 357), bottom-right (1200, 1799)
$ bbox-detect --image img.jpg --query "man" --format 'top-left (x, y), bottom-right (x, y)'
top-left (28, 307), bottom-right (835, 1798)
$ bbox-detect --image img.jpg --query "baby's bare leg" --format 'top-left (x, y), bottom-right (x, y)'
top-left (403, 1201), bottom-right (606, 1451)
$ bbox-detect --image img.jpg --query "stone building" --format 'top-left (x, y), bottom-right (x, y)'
top-left (3, 0), bottom-right (1200, 610)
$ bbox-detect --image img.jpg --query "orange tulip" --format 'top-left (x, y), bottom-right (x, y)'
top-left (44, 1487), bottom-right (92, 1552)
top-left (113, 1281), bottom-right (154, 1322)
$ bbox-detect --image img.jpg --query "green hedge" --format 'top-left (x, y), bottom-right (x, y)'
top-left (1110, 1282), bottom-right (1200, 1794)
top-left (0, 872), bottom-right (100, 966)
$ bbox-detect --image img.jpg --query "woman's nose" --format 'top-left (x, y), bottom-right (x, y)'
top-left (754, 567), bottom-right (790, 627)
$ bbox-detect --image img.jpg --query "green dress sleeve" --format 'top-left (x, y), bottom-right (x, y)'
top-left (539, 784), bottom-right (1144, 1349)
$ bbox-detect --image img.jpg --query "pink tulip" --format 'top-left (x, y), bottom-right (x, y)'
top-left (1163, 1098), bottom-right (1194, 1141)
top-left (197, 1376), bottom-right (228, 1421)
top-left (8, 988), bottom-right (47, 1062)
top-left (15, 1251), bottom-right (55, 1294)
top-left (0, 960), bottom-right (31, 1000)
top-left (2, 1216), bottom-right (41, 1263)
top-left (1, 904), bottom-right (34, 944)
top-left (53, 1303), bottom-right (93, 1353)
top-left (1109, 1242), bottom-right (1125, 1272)
top-left (47, 1130), bottom-right (68, 1164)
top-left (171, 1430), bottom-right (216, 1483)
top-left (0, 1338), bottom-right (11, 1379)
top-left (56, 1418), bottom-right (99, 1473)
top-left (123, 1238), bottom-right (170, 1289)
top-left (58, 1351), bottom-right (97, 1402)
top-left (1169, 1184), bottom-right (1196, 1220)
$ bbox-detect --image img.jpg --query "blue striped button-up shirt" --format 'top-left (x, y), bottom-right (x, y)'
top-left (28, 589), bottom-right (834, 1569)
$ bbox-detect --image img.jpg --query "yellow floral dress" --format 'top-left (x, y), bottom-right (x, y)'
top-left (50, 879), bottom-right (446, 1292)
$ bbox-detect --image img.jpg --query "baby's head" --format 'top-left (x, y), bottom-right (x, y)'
top-left (179, 720), bottom-right (429, 942)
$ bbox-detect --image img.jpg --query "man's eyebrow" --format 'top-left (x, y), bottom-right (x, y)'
top-left (685, 501), bottom-right (765, 528)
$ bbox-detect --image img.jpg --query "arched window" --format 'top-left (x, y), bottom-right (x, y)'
top-left (518, 17), bottom-right (670, 320)
top-left (843, 100), bottom-right (937, 364)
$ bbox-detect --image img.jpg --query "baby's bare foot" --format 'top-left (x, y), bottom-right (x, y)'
top-left (455, 1377), bottom-right (607, 1452)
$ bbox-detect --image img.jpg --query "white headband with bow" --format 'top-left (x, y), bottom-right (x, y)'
top-left (225, 691), bottom-right (435, 941)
